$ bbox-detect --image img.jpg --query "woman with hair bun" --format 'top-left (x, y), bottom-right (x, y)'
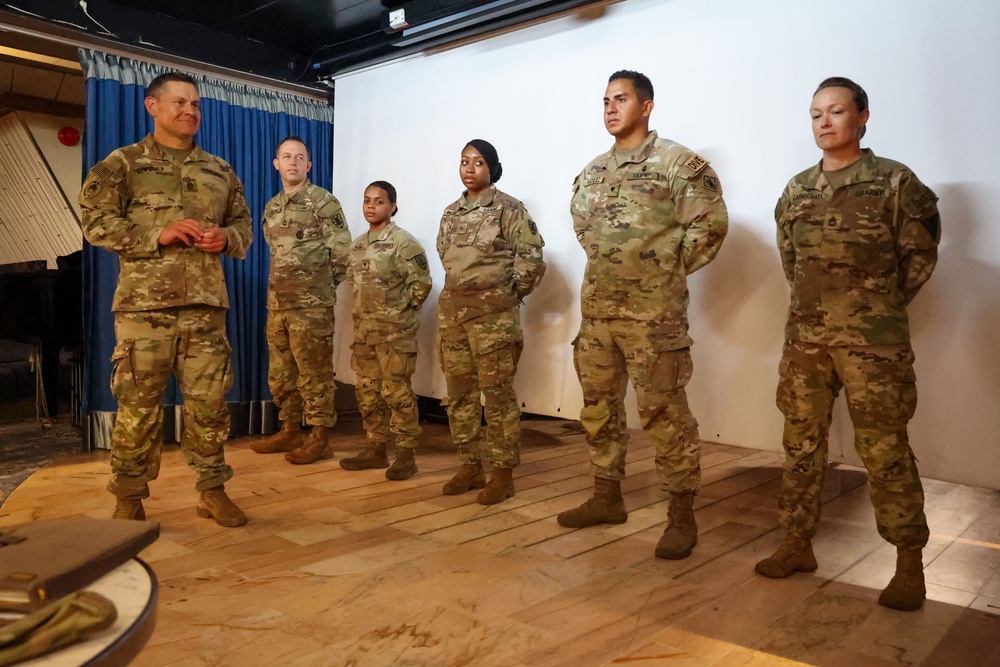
top-left (436, 139), bottom-right (546, 505)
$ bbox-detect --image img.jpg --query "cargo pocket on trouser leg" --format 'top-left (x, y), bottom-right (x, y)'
top-left (639, 348), bottom-right (700, 492)
top-left (109, 340), bottom-right (137, 405)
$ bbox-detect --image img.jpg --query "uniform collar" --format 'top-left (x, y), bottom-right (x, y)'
top-left (368, 220), bottom-right (397, 243)
top-left (605, 129), bottom-right (659, 168)
top-left (141, 133), bottom-right (206, 162)
top-left (806, 148), bottom-right (880, 191)
top-left (279, 179), bottom-right (314, 205)
top-left (459, 183), bottom-right (498, 210)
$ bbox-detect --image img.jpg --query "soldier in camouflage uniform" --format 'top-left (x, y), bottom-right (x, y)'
top-left (340, 182), bottom-right (432, 480)
top-left (557, 71), bottom-right (728, 562)
top-left (79, 72), bottom-right (251, 527)
top-left (438, 139), bottom-right (546, 505)
top-left (755, 78), bottom-right (940, 612)
top-left (251, 136), bottom-right (351, 465)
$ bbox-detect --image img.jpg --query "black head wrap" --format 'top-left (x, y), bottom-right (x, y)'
top-left (465, 139), bottom-right (503, 184)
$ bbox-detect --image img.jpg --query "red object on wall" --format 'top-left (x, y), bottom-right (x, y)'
top-left (58, 126), bottom-right (80, 147)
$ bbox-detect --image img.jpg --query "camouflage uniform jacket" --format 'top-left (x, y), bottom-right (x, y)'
top-left (350, 221), bottom-right (432, 342)
top-left (79, 134), bottom-right (252, 312)
top-left (571, 130), bottom-right (728, 348)
top-left (775, 149), bottom-right (940, 346)
top-left (437, 184), bottom-right (545, 322)
top-left (263, 180), bottom-right (351, 311)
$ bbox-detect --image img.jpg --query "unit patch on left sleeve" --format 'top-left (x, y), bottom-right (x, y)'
top-left (414, 252), bottom-right (428, 269)
top-left (703, 174), bottom-right (718, 193)
top-left (83, 180), bottom-right (103, 199)
top-left (528, 220), bottom-right (538, 235)
top-left (332, 212), bottom-right (345, 228)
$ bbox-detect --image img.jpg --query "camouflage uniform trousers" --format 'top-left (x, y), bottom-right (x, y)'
top-left (351, 336), bottom-right (420, 449)
top-left (574, 318), bottom-right (701, 492)
top-left (439, 308), bottom-right (523, 468)
top-left (266, 307), bottom-right (337, 427)
top-left (108, 306), bottom-right (234, 500)
top-left (776, 340), bottom-right (929, 549)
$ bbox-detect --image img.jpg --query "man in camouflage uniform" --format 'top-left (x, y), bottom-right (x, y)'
top-left (755, 78), bottom-right (940, 612)
top-left (340, 181), bottom-right (432, 480)
top-left (79, 72), bottom-right (251, 527)
top-left (438, 139), bottom-right (545, 505)
top-left (557, 71), bottom-right (728, 561)
top-left (251, 136), bottom-right (350, 465)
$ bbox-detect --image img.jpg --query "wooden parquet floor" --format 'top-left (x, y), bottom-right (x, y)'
top-left (2, 417), bottom-right (999, 666)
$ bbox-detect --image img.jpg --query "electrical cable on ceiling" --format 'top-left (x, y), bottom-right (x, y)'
top-left (77, 0), bottom-right (116, 37)
top-left (294, 29), bottom-right (383, 81)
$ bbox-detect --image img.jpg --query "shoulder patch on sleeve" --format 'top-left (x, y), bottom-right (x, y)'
top-left (702, 174), bottom-right (719, 193)
top-left (681, 154), bottom-right (708, 177)
top-left (83, 180), bottom-right (103, 199)
top-left (316, 195), bottom-right (343, 219)
top-left (413, 252), bottom-right (428, 270)
top-left (399, 238), bottom-right (423, 260)
top-left (528, 220), bottom-right (538, 235)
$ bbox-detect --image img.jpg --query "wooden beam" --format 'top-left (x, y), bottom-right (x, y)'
top-left (0, 92), bottom-right (84, 119)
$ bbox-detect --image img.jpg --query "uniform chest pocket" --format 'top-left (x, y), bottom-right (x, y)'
top-left (474, 216), bottom-right (502, 249)
top-left (295, 221), bottom-right (323, 242)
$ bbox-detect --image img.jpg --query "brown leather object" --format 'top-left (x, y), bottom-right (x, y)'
top-left (0, 518), bottom-right (159, 612)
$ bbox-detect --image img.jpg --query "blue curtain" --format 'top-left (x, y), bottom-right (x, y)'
top-left (80, 51), bottom-right (333, 447)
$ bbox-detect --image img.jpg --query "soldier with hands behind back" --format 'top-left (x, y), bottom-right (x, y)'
top-left (252, 136), bottom-right (351, 465)
top-left (755, 78), bottom-right (940, 612)
top-left (557, 71), bottom-right (728, 561)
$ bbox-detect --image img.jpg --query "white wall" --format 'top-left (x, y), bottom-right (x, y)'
top-left (332, 0), bottom-right (1000, 490)
top-left (21, 111), bottom-right (84, 220)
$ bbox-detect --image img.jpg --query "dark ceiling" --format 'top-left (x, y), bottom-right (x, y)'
top-left (0, 0), bottom-right (599, 90)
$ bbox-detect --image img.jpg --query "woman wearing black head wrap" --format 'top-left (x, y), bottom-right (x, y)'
top-left (436, 139), bottom-right (546, 505)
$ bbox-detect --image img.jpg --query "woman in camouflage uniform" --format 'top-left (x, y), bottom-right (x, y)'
top-left (756, 78), bottom-right (941, 612)
top-left (436, 140), bottom-right (545, 505)
top-left (341, 182), bottom-right (431, 480)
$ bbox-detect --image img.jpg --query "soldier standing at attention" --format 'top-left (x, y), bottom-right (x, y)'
top-left (437, 139), bottom-right (545, 505)
top-left (340, 182), bottom-right (432, 479)
top-left (755, 77), bottom-right (940, 611)
top-left (557, 70), bottom-right (728, 561)
top-left (79, 71), bottom-right (252, 526)
top-left (251, 136), bottom-right (351, 465)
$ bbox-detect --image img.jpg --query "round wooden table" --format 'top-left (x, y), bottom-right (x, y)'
top-left (4, 558), bottom-right (158, 666)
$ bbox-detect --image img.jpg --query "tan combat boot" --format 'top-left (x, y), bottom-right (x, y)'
top-left (285, 426), bottom-right (334, 465)
top-left (878, 548), bottom-right (925, 611)
top-left (111, 499), bottom-right (145, 521)
top-left (655, 492), bottom-right (698, 560)
top-left (477, 467), bottom-right (514, 505)
top-left (755, 535), bottom-right (819, 578)
top-left (196, 485), bottom-right (248, 527)
top-left (442, 462), bottom-right (486, 495)
top-left (251, 420), bottom-right (303, 454)
top-left (386, 448), bottom-right (418, 481)
top-left (340, 441), bottom-right (389, 470)
top-left (557, 477), bottom-right (628, 528)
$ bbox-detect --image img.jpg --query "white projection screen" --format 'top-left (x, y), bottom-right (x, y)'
top-left (331, 0), bottom-right (1000, 490)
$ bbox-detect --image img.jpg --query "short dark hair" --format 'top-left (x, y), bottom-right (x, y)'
top-left (367, 180), bottom-right (398, 215)
top-left (815, 77), bottom-right (868, 137)
top-left (276, 136), bottom-right (310, 160)
top-left (814, 76), bottom-right (868, 112)
top-left (609, 70), bottom-right (654, 102)
top-left (147, 71), bottom-right (197, 99)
